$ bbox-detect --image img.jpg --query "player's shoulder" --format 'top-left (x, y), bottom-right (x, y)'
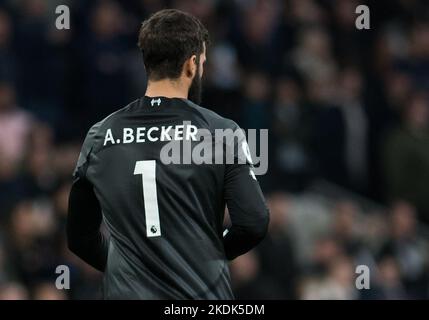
top-left (180, 99), bottom-right (239, 131)
top-left (93, 99), bottom-right (139, 131)
top-left (82, 99), bottom-right (140, 149)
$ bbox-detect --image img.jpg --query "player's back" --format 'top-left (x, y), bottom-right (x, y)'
top-left (82, 96), bottom-right (235, 299)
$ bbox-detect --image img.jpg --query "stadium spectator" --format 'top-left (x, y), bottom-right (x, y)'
top-left (383, 93), bottom-right (429, 223)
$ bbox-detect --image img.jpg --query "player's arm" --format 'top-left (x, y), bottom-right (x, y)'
top-left (222, 126), bottom-right (269, 260)
top-left (66, 121), bottom-right (108, 272)
top-left (67, 176), bottom-right (108, 272)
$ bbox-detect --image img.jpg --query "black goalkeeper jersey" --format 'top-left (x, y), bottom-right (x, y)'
top-left (69, 96), bottom-right (269, 299)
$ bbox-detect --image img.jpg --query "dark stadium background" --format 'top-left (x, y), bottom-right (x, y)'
top-left (0, 0), bottom-right (429, 299)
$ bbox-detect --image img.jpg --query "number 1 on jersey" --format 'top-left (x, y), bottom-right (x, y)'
top-left (134, 160), bottom-right (161, 237)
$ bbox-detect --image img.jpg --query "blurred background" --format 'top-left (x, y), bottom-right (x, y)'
top-left (0, 0), bottom-right (429, 300)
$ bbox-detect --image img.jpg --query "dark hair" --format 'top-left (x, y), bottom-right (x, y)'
top-left (138, 9), bottom-right (209, 81)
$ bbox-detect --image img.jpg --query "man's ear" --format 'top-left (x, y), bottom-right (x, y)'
top-left (184, 55), bottom-right (197, 78)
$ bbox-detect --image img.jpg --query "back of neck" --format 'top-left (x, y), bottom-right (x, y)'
top-left (145, 79), bottom-right (188, 99)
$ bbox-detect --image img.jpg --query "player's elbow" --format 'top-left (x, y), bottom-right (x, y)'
top-left (66, 231), bottom-right (81, 256)
top-left (241, 209), bottom-right (270, 243)
top-left (66, 221), bottom-right (85, 257)
top-left (251, 210), bottom-right (270, 241)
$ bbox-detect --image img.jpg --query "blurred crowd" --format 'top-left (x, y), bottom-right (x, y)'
top-left (231, 194), bottom-right (429, 299)
top-left (0, 0), bottom-right (429, 299)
